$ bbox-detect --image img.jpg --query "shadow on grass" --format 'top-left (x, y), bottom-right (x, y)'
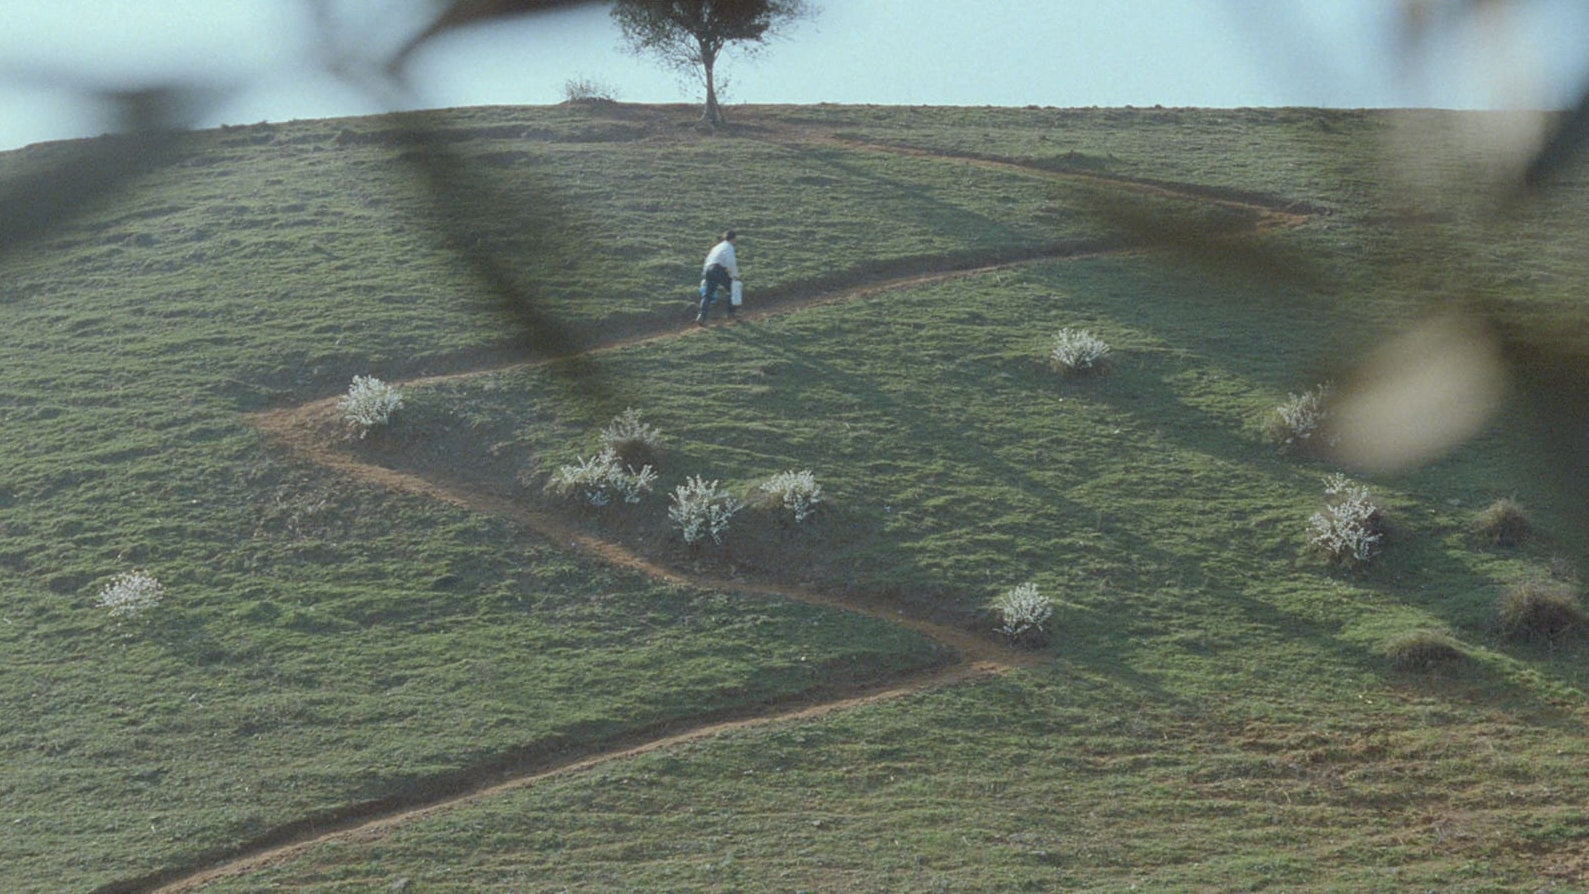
top-left (706, 295), bottom-right (1589, 725)
top-left (780, 142), bottom-right (1056, 255)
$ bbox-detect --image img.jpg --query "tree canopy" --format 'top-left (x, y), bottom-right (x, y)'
top-left (612, 0), bottom-right (816, 126)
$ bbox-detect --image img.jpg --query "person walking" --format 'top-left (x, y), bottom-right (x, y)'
top-left (697, 229), bottom-right (741, 325)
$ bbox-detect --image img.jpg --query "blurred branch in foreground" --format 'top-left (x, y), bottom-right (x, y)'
top-left (0, 78), bottom-right (223, 256)
top-left (385, 0), bottom-right (600, 77)
top-left (0, 2), bottom-right (614, 395)
top-left (357, 0), bottom-right (614, 393)
top-left (1322, 1), bottom-right (1589, 556)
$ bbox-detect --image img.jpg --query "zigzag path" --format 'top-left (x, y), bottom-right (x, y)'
top-left (128, 124), bottom-right (1321, 894)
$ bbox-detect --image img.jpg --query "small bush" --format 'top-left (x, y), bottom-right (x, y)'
top-left (338, 375), bottom-right (404, 438)
top-left (668, 475), bottom-right (743, 545)
top-left (1049, 328), bottom-right (1111, 376)
top-left (96, 570), bottom-right (165, 622)
top-left (562, 76), bottom-right (618, 103)
top-left (547, 448), bottom-right (657, 507)
top-left (1307, 473), bottom-right (1385, 567)
top-left (599, 407), bottom-right (664, 470)
top-left (1497, 579), bottom-right (1584, 643)
top-left (992, 581), bottom-right (1054, 647)
top-left (1383, 629), bottom-right (1467, 671)
top-left (1265, 382), bottom-right (1334, 452)
top-left (757, 469), bottom-right (823, 523)
top-left (1471, 497), bottom-right (1531, 547)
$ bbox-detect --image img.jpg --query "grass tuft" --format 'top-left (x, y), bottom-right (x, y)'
top-left (1383, 629), bottom-right (1467, 671)
top-left (1497, 579), bottom-right (1584, 644)
top-left (1471, 497), bottom-right (1531, 548)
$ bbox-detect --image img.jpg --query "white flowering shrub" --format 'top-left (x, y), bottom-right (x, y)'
top-left (562, 76), bottom-right (618, 103)
top-left (1050, 328), bottom-right (1111, 375)
top-left (1265, 383), bottom-right (1335, 452)
top-left (96, 570), bottom-right (165, 622)
top-left (758, 470), bottom-right (823, 523)
top-left (610, 463), bottom-right (659, 504)
top-left (669, 475), bottom-right (744, 545)
top-left (992, 581), bottom-right (1054, 646)
top-left (338, 375), bottom-right (405, 438)
top-left (1307, 473), bottom-right (1385, 566)
top-left (600, 407), bottom-right (664, 468)
top-left (548, 448), bottom-right (657, 507)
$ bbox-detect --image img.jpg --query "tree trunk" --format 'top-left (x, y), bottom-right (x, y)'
top-left (700, 49), bottom-right (722, 126)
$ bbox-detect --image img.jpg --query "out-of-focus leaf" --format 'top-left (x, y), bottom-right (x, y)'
top-left (1496, 323), bottom-right (1589, 553)
top-left (1325, 311), bottom-right (1509, 472)
top-left (387, 112), bottom-right (610, 401)
top-left (388, 0), bottom-right (601, 74)
top-left (296, 0), bottom-right (612, 393)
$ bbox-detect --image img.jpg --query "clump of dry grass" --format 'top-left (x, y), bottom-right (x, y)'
top-left (1471, 497), bottom-right (1531, 548)
top-left (1497, 579), bottom-right (1584, 644)
top-left (1383, 629), bottom-right (1466, 671)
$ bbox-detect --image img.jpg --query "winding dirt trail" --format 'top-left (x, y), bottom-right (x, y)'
top-left (133, 126), bottom-right (1320, 894)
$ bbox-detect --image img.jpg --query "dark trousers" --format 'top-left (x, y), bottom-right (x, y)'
top-left (699, 264), bottom-right (734, 318)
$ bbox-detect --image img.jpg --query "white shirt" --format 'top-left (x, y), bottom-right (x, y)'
top-left (702, 240), bottom-right (740, 279)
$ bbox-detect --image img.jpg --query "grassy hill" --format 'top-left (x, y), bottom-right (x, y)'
top-left (5, 102), bottom-right (1589, 891)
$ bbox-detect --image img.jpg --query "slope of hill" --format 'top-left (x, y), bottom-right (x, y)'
top-left (4, 102), bottom-right (1589, 891)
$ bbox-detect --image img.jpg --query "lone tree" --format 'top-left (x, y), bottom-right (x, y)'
top-left (612, 0), bottom-right (816, 126)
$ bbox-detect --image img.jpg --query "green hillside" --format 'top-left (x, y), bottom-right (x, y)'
top-left (4, 103), bottom-right (1589, 892)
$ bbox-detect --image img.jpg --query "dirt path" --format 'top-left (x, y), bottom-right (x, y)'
top-left (134, 126), bottom-right (1320, 894)
top-left (249, 393), bottom-right (1035, 671)
top-left (815, 133), bottom-right (1321, 232)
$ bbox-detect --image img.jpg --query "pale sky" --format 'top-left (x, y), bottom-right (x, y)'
top-left (1, 0), bottom-right (1587, 151)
